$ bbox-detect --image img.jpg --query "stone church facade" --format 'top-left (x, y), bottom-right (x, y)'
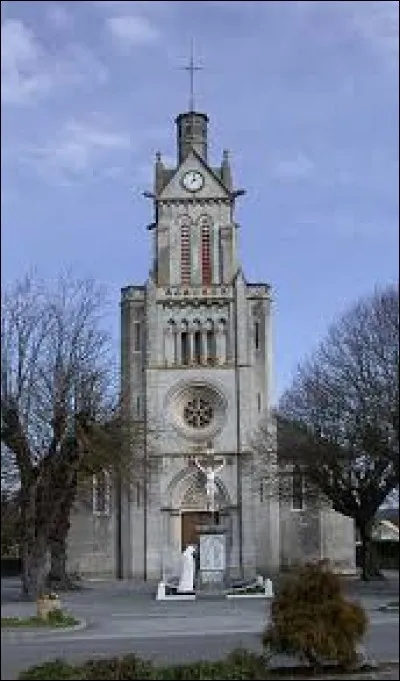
top-left (67, 106), bottom-right (356, 580)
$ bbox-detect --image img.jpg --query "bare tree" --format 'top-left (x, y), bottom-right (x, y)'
top-left (0, 272), bottom-right (144, 597)
top-left (47, 406), bottom-right (147, 589)
top-left (262, 284), bottom-right (399, 580)
top-left (1, 488), bottom-right (20, 559)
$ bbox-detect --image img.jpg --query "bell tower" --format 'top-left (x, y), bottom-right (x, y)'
top-left (119, 47), bottom-right (277, 585)
top-left (176, 41), bottom-right (208, 163)
top-left (176, 111), bottom-right (209, 163)
top-left (148, 44), bottom-right (241, 291)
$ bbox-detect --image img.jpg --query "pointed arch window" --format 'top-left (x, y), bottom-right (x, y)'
top-left (93, 470), bottom-right (111, 516)
top-left (180, 222), bottom-right (191, 285)
top-left (200, 219), bottom-right (212, 285)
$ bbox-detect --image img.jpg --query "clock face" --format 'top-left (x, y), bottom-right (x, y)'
top-left (182, 170), bottom-right (204, 192)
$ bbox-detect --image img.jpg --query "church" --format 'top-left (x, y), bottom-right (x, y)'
top-left (67, 100), bottom-right (356, 581)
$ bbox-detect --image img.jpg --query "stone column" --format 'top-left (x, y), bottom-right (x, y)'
top-left (220, 227), bottom-right (233, 284)
top-left (213, 224), bottom-right (220, 284)
top-left (170, 220), bottom-right (180, 286)
top-left (165, 327), bottom-right (175, 365)
top-left (189, 330), bottom-right (194, 365)
top-left (176, 329), bottom-right (181, 365)
top-left (156, 305), bottom-right (164, 365)
top-left (201, 330), bottom-right (208, 364)
top-left (160, 510), bottom-right (170, 580)
top-left (229, 508), bottom-right (240, 577)
top-left (170, 511), bottom-right (181, 552)
top-left (216, 321), bottom-right (227, 364)
top-left (221, 326), bottom-right (227, 363)
top-left (161, 511), bottom-right (181, 581)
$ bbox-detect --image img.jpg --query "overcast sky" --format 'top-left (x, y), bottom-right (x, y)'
top-left (1, 0), bottom-right (398, 399)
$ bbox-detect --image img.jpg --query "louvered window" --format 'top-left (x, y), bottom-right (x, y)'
top-left (181, 224), bottom-right (191, 284)
top-left (201, 224), bottom-right (212, 285)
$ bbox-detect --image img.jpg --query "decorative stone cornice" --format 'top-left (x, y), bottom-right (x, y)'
top-left (156, 285), bottom-right (233, 302)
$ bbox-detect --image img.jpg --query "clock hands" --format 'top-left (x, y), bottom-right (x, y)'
top-left (182, 170), bottom-right (204, 192)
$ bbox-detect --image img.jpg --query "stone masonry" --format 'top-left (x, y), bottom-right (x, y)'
top-left (67, 105), bottom-right (356, 580)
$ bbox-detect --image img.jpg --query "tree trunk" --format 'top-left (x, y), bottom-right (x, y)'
top-left (21, 535), bottom-right (48, 599)
top-left (47, 481), bottom-right (78, 589)
top-left (48, 535), bottom-right (68, 585)
top-left (359, 521), bottom-right (378, 581)
top-left (19, 482), bottom-right (49, 599)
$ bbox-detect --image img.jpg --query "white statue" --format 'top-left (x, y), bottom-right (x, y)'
top-left (178, 544), bottom-right (196, 593)
top-left (194, 455), bottom-right (225, 512)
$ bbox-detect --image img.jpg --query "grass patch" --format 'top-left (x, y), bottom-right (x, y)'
top-left (2, 610), bottom-right (79, 628)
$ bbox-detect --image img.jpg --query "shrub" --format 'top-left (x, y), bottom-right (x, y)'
top-left (157, 651), bottom-right (266, 680)
top-left (157, 661), bottom-right (224, 680)
top-left (80, 654), bottom-right (154, 679)
top-left (225, 649), bottom-right (268, 679)
top-left (18, 659), bottom-right (81, 680)
top-left (18, 650), bottom-right (268, 680)
top-left (262, 561), bottom-right (368, 670)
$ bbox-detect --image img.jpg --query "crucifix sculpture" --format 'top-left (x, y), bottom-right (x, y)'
top-left (194, 444), bottom-right (225, 516)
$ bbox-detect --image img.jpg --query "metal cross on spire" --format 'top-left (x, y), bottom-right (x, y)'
top-left (181, 39), bottom-right (203, 112)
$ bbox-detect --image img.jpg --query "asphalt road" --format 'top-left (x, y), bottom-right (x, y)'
top-left (2, 575), bottom-right (398, 680)
top-left (1, 617), bottom-right (399, 680)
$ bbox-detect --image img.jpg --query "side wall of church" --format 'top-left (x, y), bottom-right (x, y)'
top-left (67, 500), bottom-right (116, 578)
top-left (320, 508), bottom-right (356, 573)
top-left (279, 501), bottom-right (356, 573)
top-left (279, 499), bottom-right (322, 568)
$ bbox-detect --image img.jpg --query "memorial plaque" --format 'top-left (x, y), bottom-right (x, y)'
top-left (200, 533), bottom-right (225, 572)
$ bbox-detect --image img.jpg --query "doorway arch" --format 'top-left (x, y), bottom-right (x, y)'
top-left (166, 466), bottom-right (231, 552)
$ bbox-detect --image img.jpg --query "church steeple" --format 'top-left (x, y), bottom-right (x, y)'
top-left (176, 111), bottom-right (208, 164)
top-left (176, 41), bottom-right (208, 164)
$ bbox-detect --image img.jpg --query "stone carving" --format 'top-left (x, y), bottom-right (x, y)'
top-left (178, 544), bottom-right (196, 593)
top-left (194, 455), bottom-right (225, 512)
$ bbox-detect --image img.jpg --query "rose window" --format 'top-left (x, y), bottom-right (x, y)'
top-left (183, 396), bottom-right (214, 429)
top-left (166, 380), bottom-right (227, 440)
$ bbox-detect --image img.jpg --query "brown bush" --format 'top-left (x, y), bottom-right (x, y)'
top-left (262, 561), bottom-right (368, 670)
